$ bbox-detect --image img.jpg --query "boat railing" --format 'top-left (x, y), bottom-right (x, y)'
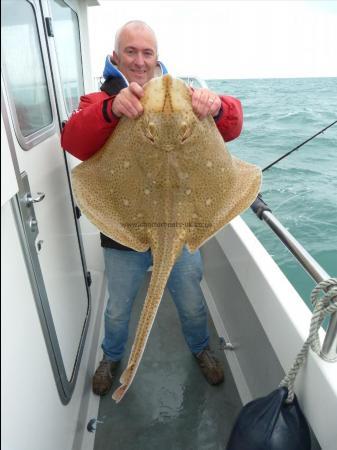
top-left (251, 195), bottom-right (336, 361)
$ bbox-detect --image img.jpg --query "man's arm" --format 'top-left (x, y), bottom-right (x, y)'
top-left (214, 95), bottom-right (243, 142)
top-left (61, 83), bottom-right (144, 161)
top-left (190, 88), bottom-right (243, 142)
top-left (61, 92), bottom-right (120, 161)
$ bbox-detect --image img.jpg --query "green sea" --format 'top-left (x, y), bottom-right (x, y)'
top-left (208, 77), bottom-right (337, 309)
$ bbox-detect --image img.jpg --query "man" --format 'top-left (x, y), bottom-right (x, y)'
top-left (62, 20), bottom-right (243, 396)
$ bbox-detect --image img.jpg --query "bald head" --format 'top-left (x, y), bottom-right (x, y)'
top-left (114, 21), bottom-right (158, 56)
top-left (112, 20), bottom-right (158, 86)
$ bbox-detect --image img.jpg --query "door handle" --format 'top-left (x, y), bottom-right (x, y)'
top-left (25, 192), bottom-right (46, 206)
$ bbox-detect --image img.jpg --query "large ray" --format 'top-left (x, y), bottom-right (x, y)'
top-left (71, 75), bottom-right (262, 402)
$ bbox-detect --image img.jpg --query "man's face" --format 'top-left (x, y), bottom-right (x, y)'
top-left (113, 27), bottom-right (157, 86)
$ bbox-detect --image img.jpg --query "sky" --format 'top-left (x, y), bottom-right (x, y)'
top-left (88, 0), bottom-right (337, 79)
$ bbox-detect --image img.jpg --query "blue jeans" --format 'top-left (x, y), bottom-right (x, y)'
top-left (102, 247), bottom-right (209, 361)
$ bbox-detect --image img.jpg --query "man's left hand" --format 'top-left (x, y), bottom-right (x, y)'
top-left (190, 88), bottom-right (221, 120)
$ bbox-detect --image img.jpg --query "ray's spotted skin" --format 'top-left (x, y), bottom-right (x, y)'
top-left (72, 75), bottom-right (262, 402)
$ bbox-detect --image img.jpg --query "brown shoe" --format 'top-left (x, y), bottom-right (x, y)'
top-left (92, 357), bottom-right (120, 396)
top-left (194, 346), bottom-right (225, 385)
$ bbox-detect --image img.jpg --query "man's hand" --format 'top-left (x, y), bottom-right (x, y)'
top-left (190, 88), bottom-right (221, 120)
top-left (112, 82), bottom-right (144, 119)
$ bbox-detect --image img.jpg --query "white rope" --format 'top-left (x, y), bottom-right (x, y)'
top-left (279, 278), bottom-right (337, 403)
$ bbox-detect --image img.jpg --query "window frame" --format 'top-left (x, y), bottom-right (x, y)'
top-left (49, 0), bottom-right (85, 117)
top-left (1, 0), bottom-right (58, 151)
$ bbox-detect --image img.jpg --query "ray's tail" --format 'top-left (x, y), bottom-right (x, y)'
top-left (112, 229), bottom-right (186, 403)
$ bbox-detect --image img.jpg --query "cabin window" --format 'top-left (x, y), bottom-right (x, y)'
top-left (50, 0), bottom-right (84, 116)
top-left (1, 0), bottom-right (53, 138)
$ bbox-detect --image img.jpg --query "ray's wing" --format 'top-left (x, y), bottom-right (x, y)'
top-left (162, 114), bottom-right (262, 252)
top-left (185, 153), bottom-right (262, 252)
top-left (72, 117), bottom-right (158, 252)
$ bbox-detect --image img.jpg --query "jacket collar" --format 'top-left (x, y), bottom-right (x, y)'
top-left (102, 55), bottom-right (168, 86)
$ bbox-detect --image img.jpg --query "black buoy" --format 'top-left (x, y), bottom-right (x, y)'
top-left (226, 387), bottom-right (311, 450)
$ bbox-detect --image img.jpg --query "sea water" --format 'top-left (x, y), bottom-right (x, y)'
top-left (208, 77), bottom-right (337, 310)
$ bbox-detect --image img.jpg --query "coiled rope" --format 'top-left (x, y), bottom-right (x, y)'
top-left (279, 278), bottom-right (337, 403)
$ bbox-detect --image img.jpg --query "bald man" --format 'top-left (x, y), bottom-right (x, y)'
top-left (62, 20), bottom-right (243, 397)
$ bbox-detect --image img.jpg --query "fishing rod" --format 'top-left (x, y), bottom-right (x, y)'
top-left (262, 119), bottom-right (337, 172)
top-left (251, 118), bottom-right (337, 273)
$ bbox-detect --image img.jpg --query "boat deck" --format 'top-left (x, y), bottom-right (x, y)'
top-left (94, 273), bottom-right (242, 450)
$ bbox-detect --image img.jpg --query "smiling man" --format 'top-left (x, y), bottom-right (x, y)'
top-left (113, 21), bottom-right (157, 86)
top-left (61, 20), bottom-right (243, 397)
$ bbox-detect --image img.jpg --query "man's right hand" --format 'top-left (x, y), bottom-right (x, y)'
top-left (112, 82), bottom-right (144, 119)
